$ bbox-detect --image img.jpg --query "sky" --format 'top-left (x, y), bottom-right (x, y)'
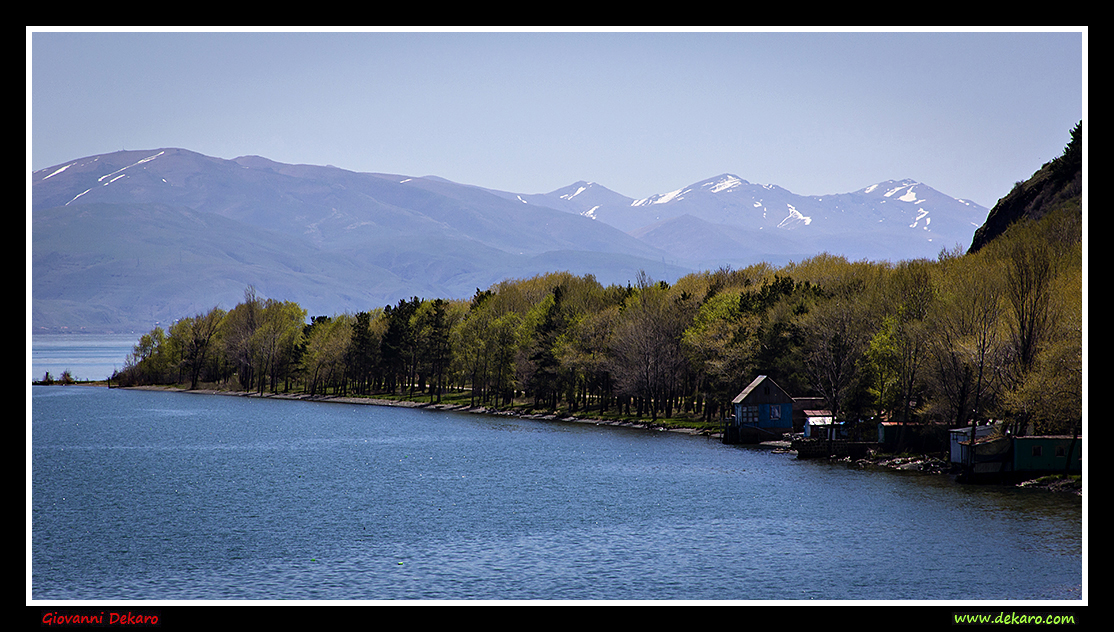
top-left (28, 28), bottom-right (1085, 209)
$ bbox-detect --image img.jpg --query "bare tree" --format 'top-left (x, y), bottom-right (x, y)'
top-left (800, 296), bottom-right (872, 422)
top-left (885, 260), bottom-right (936, 424)
top-left (925, 256), bottom-right (1004, 432)
top-left (609, 275), bottom-right (690, 421)
top-left (1003, 236), bottom-right (1056, 382)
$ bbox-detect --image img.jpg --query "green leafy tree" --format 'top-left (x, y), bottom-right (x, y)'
top-left (303, 314), bottom-right (353, 396)
top-left (866, 259), bottom-right (936, 429)
top-left (252, 299), bottom-right (307, 394)
top-left (415, 298), bottom-right (454, 403)
top-left (524, 285), bottom-right (567, 409)
top-left (453, 289), bottom-right (497, 406)
top-left (865, 313), bottom-right (902, 418)
top-left (488, 311), bottom-right (523, 406)
top-left (220, 287), bottom-right (264, 391)
top-left (347, 310), bottom-right (384, 396)
top-left (168, 306), bottom-right (227, 390)
top-left (556, 305), bottom-right (619, 413)
top-left (380, 298), bottom-right (420, 395)
top-left (682, 288), bottom-right (760, 421)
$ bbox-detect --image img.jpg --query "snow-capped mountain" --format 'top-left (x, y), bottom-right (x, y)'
top-left (485, 180), bottom-right (633, 221)
top-left (30, 148), bottom-right (685, 332)
top-left (530, 174), bottom-right (988, 266)
top-left (30, 148), bottom-right (989, 332)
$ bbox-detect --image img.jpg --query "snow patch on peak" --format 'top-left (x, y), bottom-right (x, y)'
top-left (884, 182), bottom-right (922, 203)
top-left (655, 187), bottom-right (688, 204)
top-left (909, 208), bottom-right (930, 228)
top-left (631, 186), bottom-right (688, 207)
top-left (561, 185), bottom-right (588, 200)
top-left (703, 175), bottom-right (742, 193)
top-left (42, 163), bottom-right (75, 180)
top-left (97, 150), bottom-right (165, 183)
top-left (777, 204), bottom-right (812, 228)
top-left (65, 188), bottom-right (93, 206)
top-left (581, 205), bottom-right (600, 220)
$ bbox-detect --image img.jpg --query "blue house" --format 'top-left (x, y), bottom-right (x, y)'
top-left (724, 376), bottom-right (794, 443)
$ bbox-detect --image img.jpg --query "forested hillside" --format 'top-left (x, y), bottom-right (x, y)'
top-left (969, 121), bottom-right (1082, 253)
top-left (112, 125), bottom-right (1083, 439)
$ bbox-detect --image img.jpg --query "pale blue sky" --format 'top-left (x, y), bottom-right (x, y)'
top-left (28, 28), bottom-right (1085, 208)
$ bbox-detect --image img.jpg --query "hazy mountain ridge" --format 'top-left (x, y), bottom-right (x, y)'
top-left (31, 148), bottom-right (687, 332)
top-left (33, 149), bottom-right (668, 258)
top-left (32, 147), bottom-right (989, 332)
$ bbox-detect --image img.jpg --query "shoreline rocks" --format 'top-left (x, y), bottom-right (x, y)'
top-left (1017, 475), bottom-right (1083, 495)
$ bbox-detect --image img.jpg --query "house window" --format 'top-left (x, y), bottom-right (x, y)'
top-left (741, 405), bottom-right (759, 424)
top-left (1031, 445), bottom-right (1042, 457)
top-left (1056, 446), bottom-right (1066, 457)
top-left (769, 405), bottom-right (781, 420)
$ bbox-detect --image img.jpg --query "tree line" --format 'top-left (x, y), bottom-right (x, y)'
top-left (113, 197), bottom-right (1081, 440)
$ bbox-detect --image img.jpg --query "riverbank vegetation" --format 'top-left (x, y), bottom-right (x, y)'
top-left (110, 199), bottom-right (1081, 441)
top-left (110, 127), bottom-right (1082, 444)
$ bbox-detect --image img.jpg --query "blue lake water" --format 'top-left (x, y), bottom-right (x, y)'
top-left (30, 334), bottom-right (140, 383)
top-left (30, 385), bottom-right (1084, 602)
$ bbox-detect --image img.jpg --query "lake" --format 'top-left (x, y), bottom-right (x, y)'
top-left (30, 384), bottom-right (1084, 602)
top-left (30, 333), bottom-right (141, 383)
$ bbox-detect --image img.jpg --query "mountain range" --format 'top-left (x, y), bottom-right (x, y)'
top-left (30, 147), bottom-right (989, 333)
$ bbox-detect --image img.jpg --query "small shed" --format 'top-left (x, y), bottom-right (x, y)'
top-left (803, 410), bottom-right (840, 439)
top-left (792, 397), bottom-right (826, 433)
top-left (949, 424), bottom-right (997, 464)
top-left (1012, 436), bottom-right (1082, 473)
top-left (730, 375), bottom-right (794, 435)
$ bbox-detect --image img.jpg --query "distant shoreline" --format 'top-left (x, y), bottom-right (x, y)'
top-left (102, 384), bottom-right (725, 439)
